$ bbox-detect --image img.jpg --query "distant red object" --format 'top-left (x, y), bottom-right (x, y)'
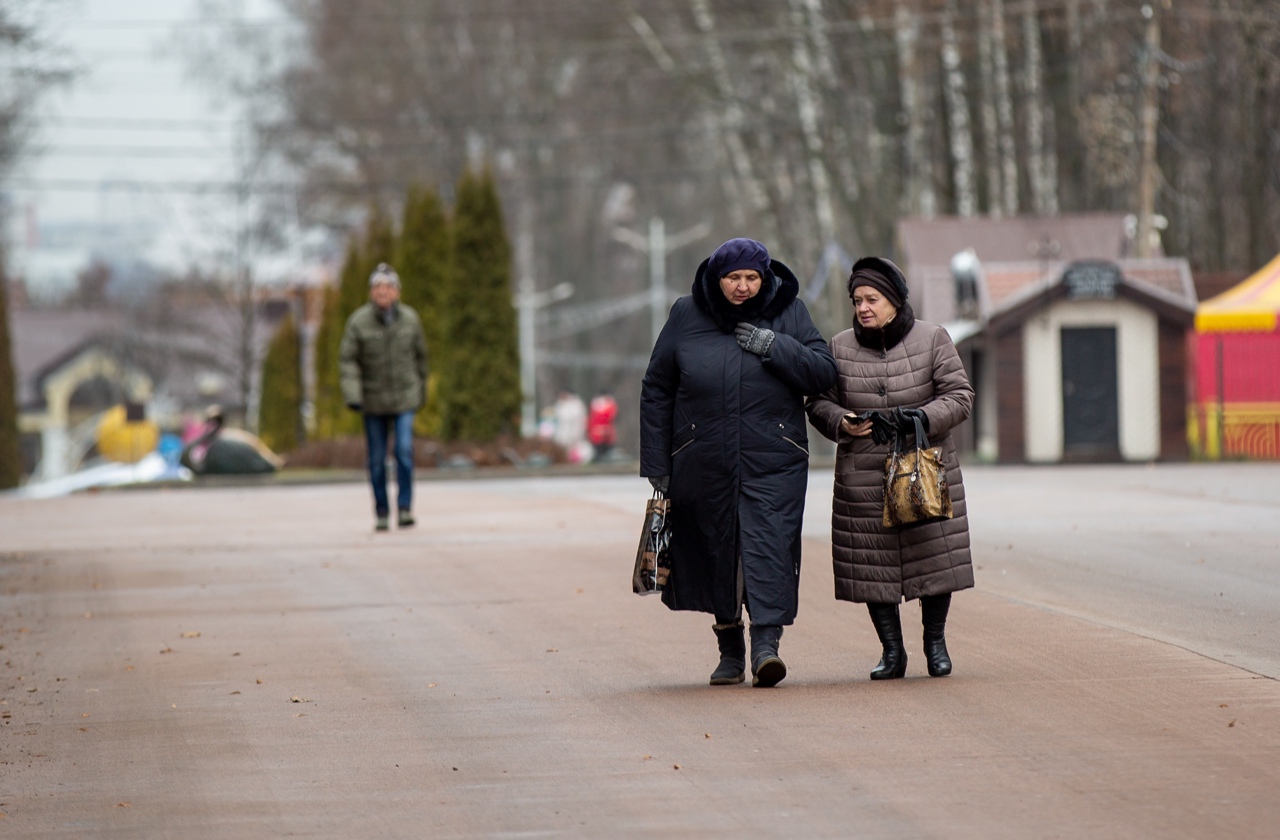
top-left (588, 395), bottom-right (618, 448)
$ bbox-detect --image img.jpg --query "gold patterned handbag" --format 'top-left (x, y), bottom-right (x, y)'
top-left (882, 414), bottom-right (953, 529)
top-left (632, 490), bottom-right (673, 595)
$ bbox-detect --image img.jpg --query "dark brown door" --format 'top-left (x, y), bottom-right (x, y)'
top-left (1061, 327), bottom-right (1120, 461)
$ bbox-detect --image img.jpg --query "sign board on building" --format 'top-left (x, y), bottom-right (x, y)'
top-left (1063, 260), bottom-right (1122, 300)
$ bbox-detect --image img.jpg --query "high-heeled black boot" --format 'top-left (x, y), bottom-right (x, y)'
top-left (866, 603), bottom-right (907, 680)
top-left (748, 624), bottom-right (786, 688)
top-left (921, 593), bottom-right (953, 677)
top-left (710, 621), bottom-right (746, 685)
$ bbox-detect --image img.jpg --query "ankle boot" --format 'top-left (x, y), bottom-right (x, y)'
top-left (921, 593), bottom-right (953, 677)
top-left (709, 622), bottom-right (746, 685)
top-left (866, 603), bottom-right (907, 680)
top-left (748, 624), bottom-right (786, 688)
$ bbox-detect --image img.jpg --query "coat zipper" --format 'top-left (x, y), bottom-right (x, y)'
top-left (782, 435), bottom-right (808, 455)
top-left (779, 422), bottom-right (808, 455)
top-left (671, 423), bottom-right (696, 456)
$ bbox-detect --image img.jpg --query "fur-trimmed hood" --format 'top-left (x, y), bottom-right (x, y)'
top-left (691, 256), bottom-right (801, 333)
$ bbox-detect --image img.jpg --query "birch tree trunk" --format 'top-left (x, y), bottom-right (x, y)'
top-left (977, 0), bottom-right (1004, 216)
top-left (991, 0), bottom-right (1019, 216)
top-left (787, 0), bottom-right (837, 247)
top-left (941, 0), bottom-right (976, 217)
top-left (1023, 2), bottom-right (1058, 215)
top-left (895, 4), bottom-right (935, 218)
top-left (689, 0), bottom-right (774, 235)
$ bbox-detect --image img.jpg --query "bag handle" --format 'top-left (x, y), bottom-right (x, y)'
top-left (890, 412), bottom-right (932, 453)
top-left (648, 488), bottom-right (667, 533)
top-left (912, 414), bottom-right (930, 450)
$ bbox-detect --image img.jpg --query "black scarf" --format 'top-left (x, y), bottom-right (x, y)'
top-left (691, 259), bottom-right (801, 333)
top-left (853, 301), bottom-right (915, 351)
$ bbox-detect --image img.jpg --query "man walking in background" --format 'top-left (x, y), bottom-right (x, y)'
top-left (340, 263), bottom-right (428, 531)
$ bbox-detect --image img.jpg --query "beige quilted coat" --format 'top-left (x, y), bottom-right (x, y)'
top-left (806, 320), bottom-right (975, 604)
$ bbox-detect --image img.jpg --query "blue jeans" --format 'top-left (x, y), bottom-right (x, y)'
top-left (363, 412), bottom-right (415, 516)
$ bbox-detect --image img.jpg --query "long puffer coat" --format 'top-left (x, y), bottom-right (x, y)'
top-left (640, 260), bottom-right (837, 626)
top-left (806, 309), bottom-right (975, 604)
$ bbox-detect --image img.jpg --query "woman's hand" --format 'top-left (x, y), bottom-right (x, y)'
top-left (841, 411), bottom-right (896, 444)
top-left (840, 414), bottom-right (875, 437)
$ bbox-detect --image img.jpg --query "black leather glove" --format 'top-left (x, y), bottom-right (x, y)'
top-left (735, 322), bottom-right (776, 356)
top-left (648, 475), bottom-right (670, 493)
top-left (893, 407), bottom-right (930, 436)
top-left (347, 403), bottom-right (363, 412)
top-left (866, 411), bottom-right (897, 446)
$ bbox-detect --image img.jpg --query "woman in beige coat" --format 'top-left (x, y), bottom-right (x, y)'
top-left (806, 257), bottom-right (974, 679)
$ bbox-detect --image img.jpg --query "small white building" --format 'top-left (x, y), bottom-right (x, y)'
top-left (897, 215), bottom-right (1197, 463)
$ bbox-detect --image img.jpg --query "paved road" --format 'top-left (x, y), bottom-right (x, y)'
top-left (807, 461), bottom-right (1280, 679)
top-left (1, 463), bottom-right (1278, 838)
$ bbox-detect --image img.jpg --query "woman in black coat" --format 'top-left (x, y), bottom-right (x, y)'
top-left (640, 238), bottom-right (837, 688)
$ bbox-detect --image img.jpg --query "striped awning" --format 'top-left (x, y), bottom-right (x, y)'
top-left (1196, 252), bottom-right (1280, 332)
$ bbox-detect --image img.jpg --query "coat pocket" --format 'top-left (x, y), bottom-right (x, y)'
top-left (778, 422), bottom-right (809, 456)
top-left (671, 423), bottom-right (697, 457)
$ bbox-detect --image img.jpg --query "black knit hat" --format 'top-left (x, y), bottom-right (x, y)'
top-left (706, 237), bottom-right (771, 282)
top-left (847, 256), bottom-right (908, 308)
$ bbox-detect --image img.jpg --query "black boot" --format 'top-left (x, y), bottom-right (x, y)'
top-left (710, 621), bottom-right (746, 685)
top-left (921, 593), bottom-right (953, 677)
top-left (748, 624), bottom-right (786, 688)
top-left (866, 603), bottom-right (907, 680)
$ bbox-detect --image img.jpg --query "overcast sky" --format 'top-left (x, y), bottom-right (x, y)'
top-left (9, 0), bottom-right (284, 292)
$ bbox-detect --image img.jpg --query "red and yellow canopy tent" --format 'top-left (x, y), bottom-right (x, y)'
top-left (1192, 253), bottom-right (1280, 459)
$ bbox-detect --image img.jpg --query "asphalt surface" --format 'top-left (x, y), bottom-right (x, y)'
top-left (1, 463), bottom-right (1278, 838)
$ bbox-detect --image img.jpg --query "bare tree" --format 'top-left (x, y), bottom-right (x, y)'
top-left (895, 3), bottom-right (936, 218)
top-left (940, 0), bottom-right (976, 217)
top-left (1022, 0), bottom-right (1058, 216)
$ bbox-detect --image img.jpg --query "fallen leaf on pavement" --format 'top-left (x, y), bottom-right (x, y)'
top-left (290, 696), bottom-right (311, 703)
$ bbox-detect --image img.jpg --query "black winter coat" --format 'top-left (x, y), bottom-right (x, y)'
top-left (639, 259), bottom-right (837, 626)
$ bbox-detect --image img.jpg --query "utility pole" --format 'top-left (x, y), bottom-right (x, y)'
top-left (613, 217), bottom-right (710, 346)
top-left (514, 204), bottom-right (573, 437)
top-left (1135, 2), bottom-right (1162, 258)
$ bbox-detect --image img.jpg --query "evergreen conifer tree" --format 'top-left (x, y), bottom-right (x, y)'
top-left (0, 271), bottom-right (21, 488)
top-left (257, 310), bottom-right (302, 453)
top-left (396, 184), bottom-right (451, 438)
top-left (439, 167), bottom-right (520, 442)
top-left (312, 244), bottom-right (359, 439)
